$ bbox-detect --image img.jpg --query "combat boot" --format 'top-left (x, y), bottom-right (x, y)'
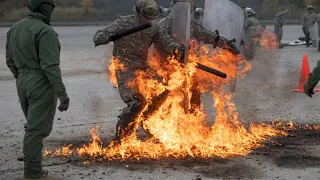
top-left (306, 35), bottom-right (310, 47)
top-left (23, 169), bottom-right (48, 180)
top-left (318, 42), bottom-right (320, 52)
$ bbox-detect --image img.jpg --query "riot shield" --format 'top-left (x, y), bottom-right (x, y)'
top-left (170, 0), bottom-right (191, 112)
top-left (203, 0), bottom-right (244, 92)
top-left (203, 0), bottom-right (244, 50)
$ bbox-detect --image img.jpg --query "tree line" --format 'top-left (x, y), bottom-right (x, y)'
top-left (0, 0), bottom-right (319, 22)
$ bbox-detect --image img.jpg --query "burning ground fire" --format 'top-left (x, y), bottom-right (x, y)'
top-left (45, 31), bottom-right (306, 161)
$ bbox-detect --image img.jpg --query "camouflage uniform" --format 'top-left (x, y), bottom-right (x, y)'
top-left (274, 11), bottom-right (287, 44)
top-left (244, 15), bottom-right (260, 60)
top-left (302, 6), bottom-right (317, 47)
top-left (154, 13), bottom-right (219, 109)
top-left (159, 7), bottom-right (171, 19)
top-left (194, 8), bottom-right (204, 25)
top-left (94, 12), bottom-right (180, 139)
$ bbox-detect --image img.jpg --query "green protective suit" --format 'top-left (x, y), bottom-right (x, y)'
top-left (304, 60), bottom-right (320, 95)
top-left (6, 4), bottom-right (66, 179)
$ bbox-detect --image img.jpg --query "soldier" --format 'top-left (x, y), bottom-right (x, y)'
top-left (317, 13), bottom-right (320, 51)
top-left (302, 5), bottom-right (317, 47)
top-left (93, 0), bottom-right (184, 142)
top-left (194, 8), bottom-right (204, 25)
top-left (6, 0), bottom-right (70, 179)
top-left (159, 6), bottom-right (171, 19)
top-left (304, 60), bottom-right (320, 97)
top-left (243, 9), bottom-right (260, 60)
top-left (274, 9), bottom-right (289, 48)
top-left (155, 0), bottom-right (226, 111)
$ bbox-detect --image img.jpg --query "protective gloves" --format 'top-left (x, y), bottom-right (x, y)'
top-left (304, 75), bottom-right (316, 98)
top-left (58, 95), bottom-right (70, 112)
top-left (93, 31), bottom-right (110, 47)
top-left (52, 84), bottom-right (70, 111)
top-left (173, 44), bottom-right (186, 63)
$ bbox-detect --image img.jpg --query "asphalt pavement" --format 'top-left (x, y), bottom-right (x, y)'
top-left (1, 25), bottom-right (320, 180)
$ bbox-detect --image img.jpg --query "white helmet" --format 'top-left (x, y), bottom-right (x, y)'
top-left (247, 8), bottom-right (256, 16)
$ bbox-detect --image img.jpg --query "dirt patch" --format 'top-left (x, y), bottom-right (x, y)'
top-left (252, 128), bottom-right (320, 169)
top-left (40, 127), bottom-right (320, 179)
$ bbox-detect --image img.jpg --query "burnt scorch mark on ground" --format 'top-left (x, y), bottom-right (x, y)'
top-left (44, 126), bottom-right (320, 179)
top-left (198, 163), bottom-right (263, 180)
top-left (253, 128), bottom-right (320, 169)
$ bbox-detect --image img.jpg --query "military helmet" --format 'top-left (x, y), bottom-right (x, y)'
top-left (194, 8), bottom-right (204, 14)
top-left (135, 0), bottom-right (160, 19)
top-left (28, 0), bottom-right (55, 11)
top-left (247, 9), bottom-right (256, 16)
top-left (306, 5), bottom-right (314, 10)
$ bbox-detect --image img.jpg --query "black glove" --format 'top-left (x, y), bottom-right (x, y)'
top-left (304, 80), bottom-right (316, 98)
top-left (58, 95), bottom-right (70, 112)
top-left (217, 38), bottom-right (227, 48)
top-left (11, 68), bottom-right (19, 79)
top-left (93, 31), bottom-right (110, 47)
top-left (174, 44), bottom-right (186, 63)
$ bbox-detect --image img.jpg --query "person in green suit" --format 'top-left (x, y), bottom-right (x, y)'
top-left (304, 60), bottom-right (320, 97)
top-left (6, 0), bottom-right (70, 179)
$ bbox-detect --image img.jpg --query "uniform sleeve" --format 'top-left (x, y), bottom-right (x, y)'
top-left (308, 60), bottom-right (320, 86)
top-left (192, 19), bottom-right (218, 45)
top-left (5, 30), bottom-right (19, 78)
top-left (95, 17), bottom-right (122, 37)
top-left (38, 27), bottom-right (66, 96)
top-left (301, 15), bottom-right (306, 27)
top-left (312, 13), bottom-right (317, 24)
top-left (154, 25), bottom-right (179, 54)
top-left (244, 19), bottom-right (251, 30)
top-left (276, 11), bottom-right (285, 17)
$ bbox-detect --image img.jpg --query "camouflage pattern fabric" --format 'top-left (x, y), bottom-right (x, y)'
top-left (244, 16), bottom-right (259, 41)
top-left (274, 11), bottom-right (287, 43)
top-left (135, 0), bottom-right (159, 19)
top-left (301, 12), bottom-right (317, 34)
top-left (244, 16), bottom-right (259, 60)
top-left (96, 15), bottom-right (179, 103)
top-left (95, 15), bottom-right (180, 140)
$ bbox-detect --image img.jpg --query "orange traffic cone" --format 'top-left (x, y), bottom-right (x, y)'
top-left (292, 54), bottom-right (319, 92)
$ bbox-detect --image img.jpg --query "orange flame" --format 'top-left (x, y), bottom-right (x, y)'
top-left (45, 42), bottom-right (298, 160)
top-left (108, 57), bottom-right (127, 87)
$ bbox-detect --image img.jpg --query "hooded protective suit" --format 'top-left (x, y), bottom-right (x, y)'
top-left (304, 60), bottom-right (320, 97)
top-left (6, 0), bottom-right (69, 178)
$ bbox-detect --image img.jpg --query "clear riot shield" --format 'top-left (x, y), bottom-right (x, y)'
top-left (170, 1), bottom-right (191, 63)
top-left (203, 0), bottom-right (244, 49)
top-left (203, 0), bottom-right (244, 92)
top-left (170, 0), bottom-right (191, 112)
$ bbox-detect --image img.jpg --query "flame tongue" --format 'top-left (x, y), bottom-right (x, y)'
top-left (47, 37), bottom-right (285, 160)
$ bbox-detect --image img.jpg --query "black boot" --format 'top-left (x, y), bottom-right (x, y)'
top-left (306, 35), bottom-right (310, 47)
top-left (318, 41), bottom-right (320, 52)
